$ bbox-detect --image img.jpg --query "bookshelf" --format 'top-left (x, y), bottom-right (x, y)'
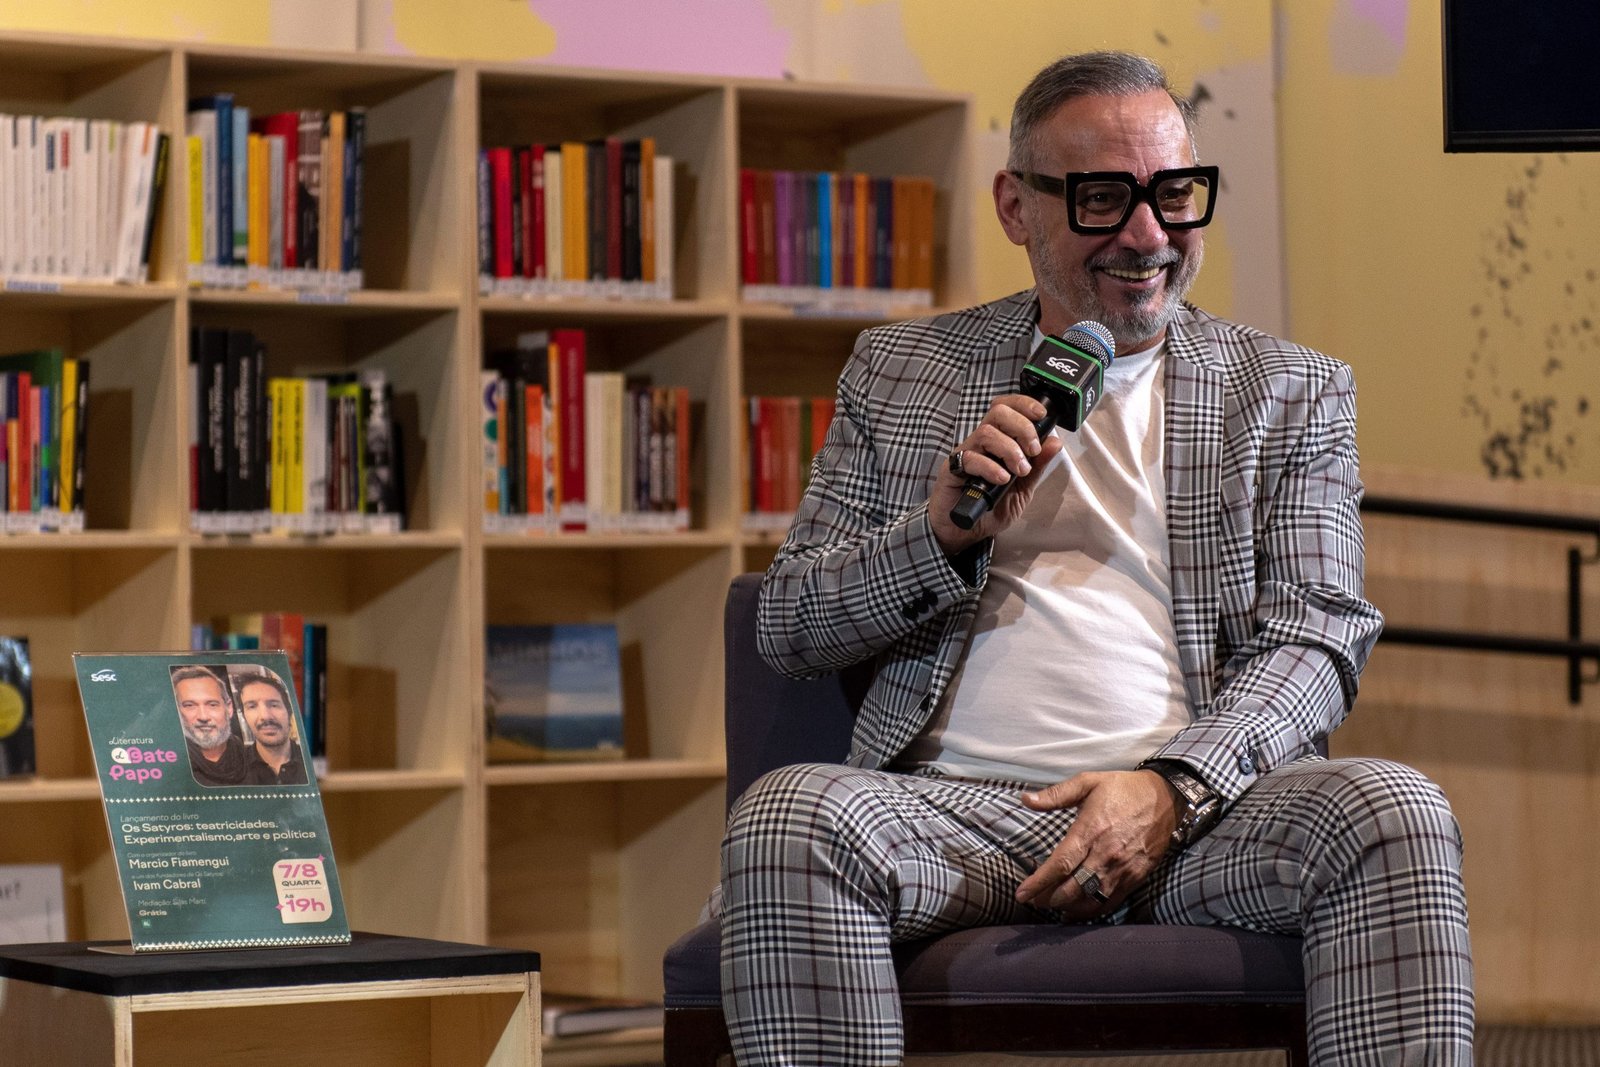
top-left (0, 28), bottom-right (973, 1055)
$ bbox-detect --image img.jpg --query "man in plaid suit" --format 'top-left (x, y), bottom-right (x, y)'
top-left (719, 51), bottom-right (1474, 1065)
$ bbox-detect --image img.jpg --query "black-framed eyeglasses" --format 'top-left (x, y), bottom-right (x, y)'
top-left (1010, 165), bottom-right (1220, 235)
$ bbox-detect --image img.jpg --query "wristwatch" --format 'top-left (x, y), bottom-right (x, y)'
top-left (1140, 759), bottom-right (1224, 850)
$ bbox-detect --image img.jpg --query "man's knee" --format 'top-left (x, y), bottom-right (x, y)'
top-left (1319, 758), bottom-right (1464, 860)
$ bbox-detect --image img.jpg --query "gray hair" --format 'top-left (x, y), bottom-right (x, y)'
top-left (1008, 51), bottom-right (1198, 170)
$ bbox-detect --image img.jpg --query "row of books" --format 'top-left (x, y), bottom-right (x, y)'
top-left (190, 611), bottom-right (329, 774)
top-left (482, 329), bottom-right (692, 534)
top-left (2, 349), bottom-right (90, 534)
top-left (742, 394), bottom-right (835, 530)
top-left (186, 95), bottom-right (365, 291)
top-left (739, 169), bottom-right (936, 311)
top-left (0, 115), bottom-right (167, 285)
top-left (189, 326), bottom-right (405, 535)
top-left (476, 139), bottom-right (674, 302)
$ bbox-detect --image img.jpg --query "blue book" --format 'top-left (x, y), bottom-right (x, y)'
top-left (485, 624), bottom-right (624, 761)
top-left (817, 172), bottom-right (833, 288)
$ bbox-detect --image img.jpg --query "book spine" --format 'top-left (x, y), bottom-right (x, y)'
top-left (344, 107), bottom-right (364, 274)
top-left (552, 328), bottom-right (586, 529)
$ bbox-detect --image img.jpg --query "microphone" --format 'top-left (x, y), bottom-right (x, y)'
top-left (948, 320), bottom-right (1116, 531)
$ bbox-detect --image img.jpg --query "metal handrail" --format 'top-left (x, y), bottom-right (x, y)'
top-left (1360, 493), bottom-right (1600, 703)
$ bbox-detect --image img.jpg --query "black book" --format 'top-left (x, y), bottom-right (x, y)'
top-left (360, 369), bottom-right (403, 523)
top-left (196, 326), bottom-right (230, 514)
top-left (585, 139), bottom-right (607, 281)
top-left (225, 329), bottom-right (256, 515)
top-left (622, 140), bottom-right (642, 282)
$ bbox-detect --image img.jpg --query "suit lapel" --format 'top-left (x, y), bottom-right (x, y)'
top-left (1162, 309), bottom-right (1225, 714)
top-left (957, 297), bottom-right (1037, 439)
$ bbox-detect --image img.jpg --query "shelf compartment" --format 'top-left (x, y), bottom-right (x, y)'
top-left (487, 778), bottom-right (723, 999)
top-left (734, 80), bottom-right (974, 310)
top-left (0, 794), bottom-right (128, 940)
top-left (479, 314), bottom-right (732, 535)
top-left (1, 545), bottom-right (184, 782)
top-left (484, 543), bottom-right (732, 767)
top-left (186, 304), bottom-right (466, 533)
top-left (321, 786), bottom-right (477, 945)
top-left (475, 67), bottom-right (732, 304)
top-left (184, 49), bottom-right (463, 295)
top-left (0, 298), bottom-right (182, 533)
top-left (191, 543), bottom-right (470, 777)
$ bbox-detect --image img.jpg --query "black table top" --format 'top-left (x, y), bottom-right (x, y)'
top-left (0, 931), bottom-right (540, 998)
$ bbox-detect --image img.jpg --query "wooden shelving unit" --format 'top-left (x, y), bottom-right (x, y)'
top-left (0, 28), bottom-right (973, 1060)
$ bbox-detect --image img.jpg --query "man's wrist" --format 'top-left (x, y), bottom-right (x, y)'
top-left (1139, 758), bottom-right (1224, 850)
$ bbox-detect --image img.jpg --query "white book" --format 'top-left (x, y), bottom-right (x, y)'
top-left (0, 115), bottom-right (13, 276)
top-left (543, 150), bottom-right (563, 283)
top-left (186, 107), bottom-right (217, 269)
top-left (70, 117), bottom-right (93, 280)
top-left (25, 116), bottom-right (42, 277)
top-left (304, 376), bottom-right (328, 531)
top-left (654, 154), bottom-right (674, 299)
top-left (115, 122), bottom-right (157, 283)
top-left (94, 120), bottom-right (116, 280)
top-left (267, 134), bottom-right (286, 270)
top-left (584, 372), bottom-right (605, 525)
top-left (46, 119), bottom-right (67, 278)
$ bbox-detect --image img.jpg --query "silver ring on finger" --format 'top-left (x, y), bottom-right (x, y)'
top-left (1072, 863), bottom-right (1109, 903)
top-left (948, 449), bottom-right (965, 476)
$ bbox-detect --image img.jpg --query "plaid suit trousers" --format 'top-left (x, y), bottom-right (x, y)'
top-left (717, 757), bottom-right (1474, 1066)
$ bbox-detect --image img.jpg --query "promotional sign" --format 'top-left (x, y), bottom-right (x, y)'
top-left (74, 651), bottom-right (349, 952)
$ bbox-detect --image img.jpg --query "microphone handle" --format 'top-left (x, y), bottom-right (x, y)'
top-left (947, 409), bottom-right (1058, 531)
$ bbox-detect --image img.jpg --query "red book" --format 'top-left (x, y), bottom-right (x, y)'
top-left (758, 170), bottom-right (778, 284)
top-left (605, 137), bottom-right (624, 281)
top-left (739, 168), bottom-right (759, 285)
top-left (488, 147), bottom-right (514, 278)
top-left (15, 373), bottom-right (32, 512)
top-left (755, 396), bottom-right (776, 513)
top-left (810, 396), bottom-right (834, 455)
top-left (529, 145), bottom-right (546, 280)
top-left (516, 146), bottom-right (535, 279)
top-left (551, 328), bottom-right (587, 529)
top-left (279, 612), bottom-right (307, 704)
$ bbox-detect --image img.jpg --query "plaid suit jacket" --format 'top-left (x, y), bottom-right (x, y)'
top-left (757, 290), bottom-right (1384, 802)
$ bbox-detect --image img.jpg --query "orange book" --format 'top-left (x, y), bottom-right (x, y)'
top-left (853, 173), bottom-right (870, 287)
top-left (913, 178), bottom-right (936, 292)
top-left (639, 137), bottom-right (657, 284)
top-left (891, 176), bottom-right (912, 290)
top-left (525, 383), bottom-right (545, 516)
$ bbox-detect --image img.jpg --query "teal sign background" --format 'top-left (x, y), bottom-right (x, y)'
top-left (75, 651), bottom-right (350, 951)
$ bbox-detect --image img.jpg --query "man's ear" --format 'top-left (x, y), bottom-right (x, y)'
top-left (993, 169), bottom-right (1029, 247)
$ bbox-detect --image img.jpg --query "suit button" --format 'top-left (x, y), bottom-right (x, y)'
top-left (1238, 754), bottom-right (1256, 775)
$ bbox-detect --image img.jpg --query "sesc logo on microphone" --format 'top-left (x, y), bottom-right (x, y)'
top-left (1044, 355), bottom-right (1082, 380)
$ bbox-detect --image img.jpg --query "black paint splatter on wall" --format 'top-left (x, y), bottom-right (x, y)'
top-left (1464, 156), bottom-right (1597, 478)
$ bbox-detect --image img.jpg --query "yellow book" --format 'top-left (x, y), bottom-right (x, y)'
top-left (268, 378), bottom-right (286, 520)
top-left (321, 112), bottom-right (345, 276)
top-left (560, 141), bottom-right (586, 282)
top-left (247, 133), bottom-right (267, 274)
top-left (58, 358), bottom-right (79, 513)
top-left (287, 378), bottom-right (305, 518)
top-left (186, 134), bottom-right (204, 274)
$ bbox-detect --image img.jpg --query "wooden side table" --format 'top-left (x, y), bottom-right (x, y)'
top-left (0, 932), bottom-right (540, 1066)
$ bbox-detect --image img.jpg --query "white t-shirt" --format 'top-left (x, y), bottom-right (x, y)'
top-left (898, 335), bottom-right (1192, 785)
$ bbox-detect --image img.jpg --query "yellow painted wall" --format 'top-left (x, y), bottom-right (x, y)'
top-left (1279, 0), bottom-right (1599, 483)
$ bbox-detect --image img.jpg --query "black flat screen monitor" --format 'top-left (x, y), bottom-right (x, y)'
top-left (1443, 0), bottom-right (1600, 152)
